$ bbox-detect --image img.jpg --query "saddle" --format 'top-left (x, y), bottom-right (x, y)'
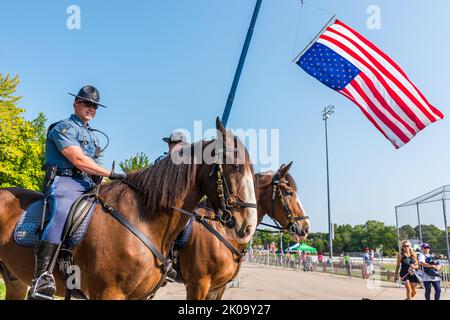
top-left (14, 191), bottom-right (97, 249)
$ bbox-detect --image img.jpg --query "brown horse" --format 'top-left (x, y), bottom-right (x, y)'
top-left (0, 118), bottom-right (257, 300)
top-left (176, 161), bottom-right (310, 300)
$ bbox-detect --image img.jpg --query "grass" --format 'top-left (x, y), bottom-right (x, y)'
top-left (0, 279), bottom-right (5, 300)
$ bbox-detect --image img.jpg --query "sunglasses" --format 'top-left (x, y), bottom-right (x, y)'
top-left (78, 100), bottom-right (99, 110)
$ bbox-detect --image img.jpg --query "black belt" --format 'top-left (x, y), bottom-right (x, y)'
top-left (56, 168), bottom-right (88, 179)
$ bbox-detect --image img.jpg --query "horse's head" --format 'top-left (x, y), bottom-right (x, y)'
top-left (260, 162), bottom-right (310, 242)
top-left (197, 118), bottom-right (257, 244)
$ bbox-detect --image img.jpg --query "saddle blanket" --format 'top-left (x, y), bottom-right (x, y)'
top-left (174, 217), bottom-right (194, 250)
top-left (14, 199), bottom-right (96, 249)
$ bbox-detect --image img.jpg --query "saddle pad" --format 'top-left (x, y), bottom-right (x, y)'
top-left (173, 217), bottom-right (194, 250)
top-left (14, 199), bottom-right (96, 249)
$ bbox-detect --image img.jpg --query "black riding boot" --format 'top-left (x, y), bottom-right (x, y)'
top-left (27, 240), bottom-right (59, 300)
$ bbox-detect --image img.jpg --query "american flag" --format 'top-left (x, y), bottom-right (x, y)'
top-left (296, 19), bottom-right (443, 149)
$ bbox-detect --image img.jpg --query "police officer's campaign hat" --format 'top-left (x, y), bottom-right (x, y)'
top-left (68, 85), bottom-right (107, 108)
top-left (163, 131), bottom-right (187, 144)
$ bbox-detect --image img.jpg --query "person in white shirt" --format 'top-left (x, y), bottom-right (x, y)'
top-left (418, 242), bottom-right (441, 300)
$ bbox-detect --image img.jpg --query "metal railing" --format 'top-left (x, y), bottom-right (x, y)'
top-left (245, 251), bottom-right (450, 292)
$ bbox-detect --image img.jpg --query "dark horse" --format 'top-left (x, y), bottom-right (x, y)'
top-left (0, 118), bottom-right (257, 299)
top-left (175, 161), bottom-right (310, 299)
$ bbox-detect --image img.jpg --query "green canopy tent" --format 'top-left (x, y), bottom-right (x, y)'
top-left (285, 243), bottom-right (317, 253)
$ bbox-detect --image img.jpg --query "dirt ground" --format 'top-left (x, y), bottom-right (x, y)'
top-left (154, 262), bottom-right (450, 300)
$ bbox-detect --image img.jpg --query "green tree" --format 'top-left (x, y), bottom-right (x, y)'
top-left (119, 152), bottom-right (151, 173)
top-left (253, 229), bottom-right (276, 249)
top-left (333, 224), bottom-right (353, 253)
top-left (281, 232), bottom-right (294, 250)
top-left (351, 220), bottom-right (397, 255)
top-left (399, 224), bottom-right (416, 240)
top-left (0, 74), bottom-right (46, 190)
top-left (307, 232), bottom-right (328, 254)
top-left (416, 224), bottom-right (446, 255)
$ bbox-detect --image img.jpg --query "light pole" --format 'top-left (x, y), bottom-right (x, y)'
top-left (323, 105), bottom-right (334, 267)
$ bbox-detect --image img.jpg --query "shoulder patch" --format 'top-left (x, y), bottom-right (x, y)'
top-left (54, 121), bottom-right (75, 135)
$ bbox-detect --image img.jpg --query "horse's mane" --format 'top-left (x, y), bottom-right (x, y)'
top-left (124, 141), bottom-right (204, 214)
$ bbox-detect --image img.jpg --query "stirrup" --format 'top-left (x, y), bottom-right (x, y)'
top-left (165, 268), bottom-right (177, 283)
top-left (28, 272), bottom-right (56, 300)
top-left (28, 291), bottom-right (55, 301)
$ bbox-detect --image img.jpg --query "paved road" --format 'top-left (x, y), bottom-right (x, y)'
top-left (155, 262), bottom-right (450, 300)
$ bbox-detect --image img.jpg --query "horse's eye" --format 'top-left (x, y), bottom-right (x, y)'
top-left (285, 191), bottom-right (293, 196)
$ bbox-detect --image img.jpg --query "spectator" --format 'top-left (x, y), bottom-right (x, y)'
top-left (286, 250), bottom-right (292, 268)
top-left (362, 247), bottom-right (372, 279)
top-left (395, 240), bottom-right (419, 300)
top-left (343, 252), bottom-right (351, 277)
top-left (339, 253), bottom-right (344, 269)
top-left (418, 243), bottom-right (441, 301)
top-left (300, 251), bottom-right (306, 270)
top-left (305, 253), bottom-right (313, 271)
top-left (317, 253), bottom-right (324, 264)
top-left (317, 253), bottom-right (324, 271)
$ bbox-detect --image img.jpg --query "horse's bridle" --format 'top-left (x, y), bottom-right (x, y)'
top-left (209, 163), bottom-right (257, 229)
top-left (259, 173), bottom-right (309, 234)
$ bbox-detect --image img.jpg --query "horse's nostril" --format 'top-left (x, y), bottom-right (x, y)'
top-left (304, 227), bottom-right (310, 234)
top-left (244, 225), bottom-right (253, 236)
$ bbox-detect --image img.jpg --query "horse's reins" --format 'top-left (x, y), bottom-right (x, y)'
top-left (170, 206), bottom-right (245, 262)
top-left (256, 173), bottom-right (309, 234)
top-left (96, 176), bottom-right (170, 267)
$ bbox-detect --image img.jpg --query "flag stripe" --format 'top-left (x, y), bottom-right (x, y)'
top-left (318, 35), bottom-right (427, 130)
top-left (334, 19), bottom-right (444, 120)
top-left (350, 77), bottom-right (411, 144)
top-left (358, 72), bottom-right (417, 136)
top-left (331, 21), bottom-right (442, 121)
top-left (324, 27), bottom-right (438, 123)
top-left (341, 86), bottom-right (402, 148)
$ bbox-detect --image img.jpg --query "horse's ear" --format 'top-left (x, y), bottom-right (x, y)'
top-left (278, 161), bottom-right (293, 178)
top-left (216, 117), bottom-right (227, 138)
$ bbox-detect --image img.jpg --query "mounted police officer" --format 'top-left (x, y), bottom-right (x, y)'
top-left (28, 85), bottom-right (125, 300)
top-left (154, 131), bottom-right (187, 165)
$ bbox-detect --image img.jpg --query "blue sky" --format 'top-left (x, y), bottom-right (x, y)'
top-left (1, 0), bottom-right (449, 232)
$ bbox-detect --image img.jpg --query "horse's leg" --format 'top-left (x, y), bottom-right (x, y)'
top-left (4, 279), bottom-right (28, 300)
top-left (205, 285), bottom-right (227, 300)
top-left (186, 279), bottom-right (211, 300)
top-left (0, 262), bottom-right (28, 300)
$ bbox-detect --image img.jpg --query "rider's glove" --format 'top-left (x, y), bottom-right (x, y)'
top-left (109, 172), bottom-right (127, 181)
